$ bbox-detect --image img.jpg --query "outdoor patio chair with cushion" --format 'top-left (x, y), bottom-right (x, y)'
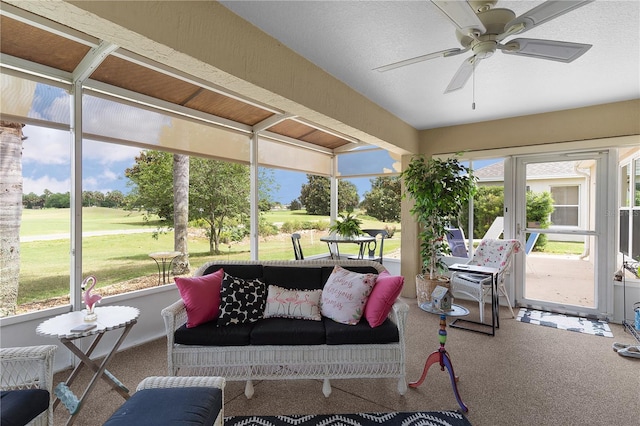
top-left (1, 345), bottom-right (57, 426)
top-left (450, 239), bottom-right (520, 323)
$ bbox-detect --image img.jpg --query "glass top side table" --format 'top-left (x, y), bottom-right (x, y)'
top-left (409, 302), bottom-right (470, 413)
top-left (36, 305), bottom-right (139, 426)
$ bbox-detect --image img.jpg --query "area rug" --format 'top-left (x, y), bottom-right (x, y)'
top-left (225, 411), bottom-right (472, 426)
top-left (516, 308), bottom-right (613, 337)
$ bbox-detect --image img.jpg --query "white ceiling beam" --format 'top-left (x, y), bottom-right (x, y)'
top-left (72, 41), bottom-right (119, 83)
top-left (252, 113), bottom-right (295, 133)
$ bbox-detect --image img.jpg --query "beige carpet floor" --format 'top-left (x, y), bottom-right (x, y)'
top-left (53, 299), bottom-right (640, 426)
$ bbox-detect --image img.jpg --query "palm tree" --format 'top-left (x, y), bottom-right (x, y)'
top-left (0, 121), bottom-right (25, 316)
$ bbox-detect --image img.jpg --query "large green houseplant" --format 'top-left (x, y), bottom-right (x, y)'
top-left (401, 155), bottom-right (476, 303)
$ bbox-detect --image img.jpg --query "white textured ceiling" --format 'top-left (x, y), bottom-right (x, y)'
top-left (221, 0), bottom-right (640, 130)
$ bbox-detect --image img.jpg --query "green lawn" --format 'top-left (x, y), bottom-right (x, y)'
top-left (17, 208), bottom-right (400, 304)
top-left (20, 207), bottom-right (162, 236)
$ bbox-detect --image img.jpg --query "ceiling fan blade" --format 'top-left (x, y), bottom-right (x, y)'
top-left (506, 0), bottom-right (595, 35)
top-left (431, 0), bottom-right (486, 36)
top-left (501, 38), bottom-right (592, 63)
top-left (374, 48), bottom-right (467, 72)
top-left (445, 56), bottom-right (480, 93)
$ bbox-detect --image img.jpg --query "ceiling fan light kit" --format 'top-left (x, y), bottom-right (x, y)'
top-left (375, 0), bottom-right (595, 94)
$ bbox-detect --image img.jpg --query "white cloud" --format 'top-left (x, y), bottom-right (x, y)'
top-left (83, 140), bottom-right (142, 164)
top-left (21, 126), bottom-right (69, 165)
top-left (23, 175), bottom-right (70, 194)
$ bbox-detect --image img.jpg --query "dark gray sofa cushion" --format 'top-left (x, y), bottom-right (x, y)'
top-left (263, 266), bottom-right (324, 290)
top-left (324, 317), bottom-right (399, 345)
top-left (0, 389), bottom-right (49, 426)
top-left (175, 321), bottom-right (253, 346)
top-left (250, 317), bottom-right (326, 345)
top-left (200, 263), bottom-right (264, 279)
top-left (103, 387), bottom-right (222, 426)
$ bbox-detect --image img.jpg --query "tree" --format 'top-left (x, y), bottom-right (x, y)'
top-left (189, 158), bottom-right (250, 253)
top-left (125, 151), bottom-right (174, 221)
top-left (460, 186), bottom-right (554, 250)
top-left (0, 122), bottom-right (25, 316)
top-left (299, 175), bottom-right (359, 215)
top-left (361, 176), bottom-right (401, 222)
top-left (289, 199), bottom-right (302, 210)
top-left (173, 154), bottom-right (190, 274)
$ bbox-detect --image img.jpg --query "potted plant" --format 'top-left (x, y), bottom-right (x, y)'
top-left (401, 155), bottom-right (476, 304)
top-left (329, 211), bottom-right (363, 239)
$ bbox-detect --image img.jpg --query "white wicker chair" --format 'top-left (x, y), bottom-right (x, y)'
top-left (1, 345), bottom-right (57, 426)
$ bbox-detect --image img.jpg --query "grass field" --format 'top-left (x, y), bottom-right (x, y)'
top-left (16, 207), bottom-right (582, 306)
top-left (17, 208), bottom-right (400, 305)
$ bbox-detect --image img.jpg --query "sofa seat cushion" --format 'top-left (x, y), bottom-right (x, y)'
top-left (103, 387), bottom-right (222, 426)
top-left (0, 389), bottom-right (49, 426)
top-left (324, 317), bottom-right (399, 345)
top-left (175, 321), bottom-right (253, 346)
top-left (263, 266), bottom-right (324, 290)
top-left (250, 318), bottom-right (326, 345)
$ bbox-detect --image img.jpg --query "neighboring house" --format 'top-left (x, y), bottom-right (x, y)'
top-left (474, 149), bottom-right (640, 251)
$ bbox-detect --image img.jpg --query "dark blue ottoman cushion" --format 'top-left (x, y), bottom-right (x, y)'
top-left (1, 389), bottom-right (49, 426)
top-left (103, 387), bottom-right (222, 426)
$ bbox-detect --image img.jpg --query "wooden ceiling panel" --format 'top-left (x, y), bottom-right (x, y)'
top-left (0, 16), bottom-right (90, 73)
top-left (268, 120), bottom-right (315, 139)
top-left (90, 56), bottom-right (200, 105)
top-left (268, 120), bottom-right (350, 150)
top-left (185, 91), bottom-right (273, 126)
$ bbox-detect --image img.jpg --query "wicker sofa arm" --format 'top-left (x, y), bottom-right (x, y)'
top-left (137, 376), bottom-right (225, 391)
top-left (0, 345), bottom-right (57, 392)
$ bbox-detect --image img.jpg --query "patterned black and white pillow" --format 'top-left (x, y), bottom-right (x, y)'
top-left (217, 273), bottom-right (267, 326)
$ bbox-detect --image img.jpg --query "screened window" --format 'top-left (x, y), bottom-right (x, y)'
top-left (550, 185), bottom-right (579, 226)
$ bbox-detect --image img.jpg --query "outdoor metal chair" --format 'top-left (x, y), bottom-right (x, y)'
top-left (348, 229), bottom-right (388, 264)
top-left (291, 233), bottom-right (304, 260)
top-left (445, 227), bottom-right (468, 258)
top-left (450, 239), bottom-right (520, 323)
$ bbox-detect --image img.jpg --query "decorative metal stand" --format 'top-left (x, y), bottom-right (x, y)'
top-left (410, 303), bottom-right (469, 413)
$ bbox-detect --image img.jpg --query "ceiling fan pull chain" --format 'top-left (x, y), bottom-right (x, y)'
top-left (472, 60), bottom-right (476, 110)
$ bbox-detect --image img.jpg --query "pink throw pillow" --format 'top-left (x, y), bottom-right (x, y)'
top-left (175, 268), bottom-right (224, 328)
top-left (320, 265), bottom-right (377, 325)
top-left (364, 271), bottom-right (404, 328)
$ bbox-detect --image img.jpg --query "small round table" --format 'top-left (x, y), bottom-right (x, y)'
top-left (149, 251), bottom-right (182, 284)
top-left (36, 306), bottom-right (139, 425)
top-left (409, 302), bottom-right (470, 413)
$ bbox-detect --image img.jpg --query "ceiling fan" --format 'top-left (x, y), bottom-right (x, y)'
top-left (375, 0), bottom-right (594, 93)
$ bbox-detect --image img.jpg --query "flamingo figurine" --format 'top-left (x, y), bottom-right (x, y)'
top-left (82, 275), bottom-right (102, 321)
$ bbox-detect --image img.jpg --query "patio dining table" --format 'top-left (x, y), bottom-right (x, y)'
top-left (319, 234), bottom-right (375, 260)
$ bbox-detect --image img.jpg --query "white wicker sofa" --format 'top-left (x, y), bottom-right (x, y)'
top-left (162, 260), bottom-right (408, 398)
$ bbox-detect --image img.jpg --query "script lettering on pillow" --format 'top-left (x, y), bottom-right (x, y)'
top-left (320, 265), bottom-right (376, 325)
